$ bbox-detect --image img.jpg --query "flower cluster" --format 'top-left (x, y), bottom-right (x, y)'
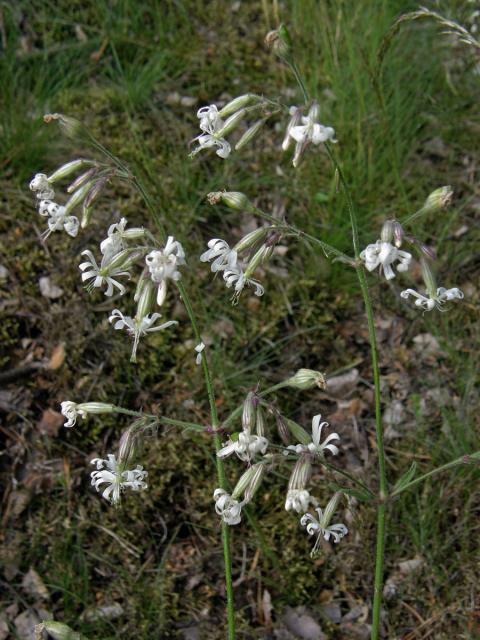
top-left (91, 454), bottom-right (148, 505)
top-left (360, 215), bottom-right (464, 312)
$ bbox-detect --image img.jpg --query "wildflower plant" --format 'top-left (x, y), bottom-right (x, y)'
top-left (29, 20), bottom-right (480, 640)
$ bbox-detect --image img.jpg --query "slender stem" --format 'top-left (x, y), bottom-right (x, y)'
top-left (391, 452), bottom-right (480, 497)
top-left (130, 175), bottom-right (236, 639)
top-left (250, 205), bottom-right (354, 264)
top-left (222, 381), bottom-right (288, 429)
top-left (114, 407), bottom-right (204, 432)
top-left (286, 59), bottom-right (310, 103)
top-left (322, 460), bottom-right (375, 498)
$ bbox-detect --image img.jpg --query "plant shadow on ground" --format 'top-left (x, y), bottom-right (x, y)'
top-left (0, 1), bottom-right (479, 638)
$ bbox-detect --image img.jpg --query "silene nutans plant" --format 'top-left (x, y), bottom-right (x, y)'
top-left (27, 17), bottom-right (479, 640)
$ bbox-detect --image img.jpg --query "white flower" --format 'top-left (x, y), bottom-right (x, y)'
top-left (90, 454), bottom-right (148, 505)
top-left (79, 250), bottom-right (130, 296)
top-left (286, 102), bottom-right (336, 167)
top-left (287, 414), bottom-right (340, 457)
top-left (200, 238), bottom-right (238, 272)
top-left (109, 309), bottom-right (178, 361)
top-left (282, 106), bottom-right (303, 151)
top-left (223, 266), bottom-right (264, 301)
top-left (217, 431), bottom-right (269, 462)
top-left (61, 401), bottom-right (86, 428)
top-left (195, 341), bottom-right (205, 365)
top-left (100, 218), bottom-right (145, 262)
top-left (192, 133), bottom-right (231, 159)
top-left (360, 240), bottom-right (412, 280)
top-left (197, 105), bottom-right (224, 133)
top-left (100, 218), bottom-right (128, 261)
top-left (213, 488), bottom-right (243, 525)
top-left (38, 201), bottom-right (79, 239)
top-left (30, 173), bottom-right (55, 200)
top-left (301, 493), bottom-right (348, 553)
top-left (191, 105), bottom-right (231, 159)
top-left (60, 401), bottom-right (114, 428)
top-left (400, 286), bottom-right (464, 311)
top-left (285, 489), bottom-right (316, 513)
top-left (146, 236), bottom-right (185, 305)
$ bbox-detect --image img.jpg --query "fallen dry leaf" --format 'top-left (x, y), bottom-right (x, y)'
top-left (46, 344), bottom-right (66, 370)
top-left (37, 409), bottom-right (64, 437)
top-left (22, 568), bottom-right (49, 601)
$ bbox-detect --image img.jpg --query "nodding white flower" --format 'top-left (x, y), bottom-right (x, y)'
top-left (360, 240), bottom-right (412, 280)
top-left (100, 218), bottom-right (145, 262)
top-left (217, 431), bottom-right (269, 462)
top-left (200, 239), bottom-right (238, 272)
top-left (213, 488), bottom-right (243, 525)
top-left (400, 286), bottom-right (464, 311)
top-left (79, 250), bottom-right (131, 296)
top-left (285, 489), bottom-right (316, 513)
top-left (197, 105), bottom-right (224, 133)
top-left (223, 266), bottom-right (264, 301)
top-left (61, 401), bottom-right (87, 428)
top-left (287, 102), bottom-right (336, 167)
top-left (38, 200), bottom-right (79, 239)
top-left (30, 173), bottom-right (55, 200)
top-left (100, 218), bottom-right (128, 261)
top-left (109, 309), bottom-right (178, 361)
top-left (301, 493), bottom-right (348, 552)
top-left (287, 414), bottom-right (340, 457)
top-left (191, 105), bottom-right (231, 159)
top-left (90, 454), bottom-right (148, 505)
top-left (191, 133), bottom-right (231, 159)
top-left (195, 341), bottom-right (205, 365)
top-left (282, 106), bottom-right (303, 151)
top-left (60, 401), bottom-right (114, 428)
top-left (145, 236), bottom-right (185, 305)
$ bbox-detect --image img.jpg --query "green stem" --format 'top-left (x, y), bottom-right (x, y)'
top-left (250, 205), bottom-right (354, 264)
top-left (222, 381), bottom-right (288, 429)
top-left (391, 452), bottom-right (480, 497)
top-left (286, 59), bottom-right (310, 103)
top-left (322, 460), bottom-right (375, 498)
top-left (113, 407), bottom-right (204, 432)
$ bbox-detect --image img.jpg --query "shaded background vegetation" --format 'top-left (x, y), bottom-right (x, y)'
top-left (1, 1), bottom-right (479, 638)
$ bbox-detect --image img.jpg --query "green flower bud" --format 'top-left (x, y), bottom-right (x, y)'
top-left (215, 109), bottom-right (247, 138)
top-left (423, 186), bottom-right (453, 213)
top-left (43, 113), bottom-right (82, 139)
top-left (48, 159), bottom-right (93, 184)
top-left (218, 94), bottom-right (261, 118)
top-left (233, 227), bottom-right (270, 254)
top-left (285, 368), bottom-right (327, 390)
top-left (207, 191), bottom-right (254, 212)
top-left (64, 181), bottom-right (94, 214)
top-left (242, 391), bottom-right (256, 431)
top-left (235, 118), bottom-right (267, 150)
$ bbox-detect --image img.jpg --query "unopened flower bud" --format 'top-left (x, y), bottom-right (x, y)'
top-left (64, 181), bottom-right (94, 214)
top-left (219, 94), bottom-right (261, 118)
top-left (380, 220), bottom-right (394, 243)
top-left (244, 245), bottom-right (272, 280)
top-left (48, 159), bottom-right (93, 184)
top-left (67, 167), bottom-right (98, 193)
top-left (36, 621), bottom-right (87, 640)
top-left (285, 418), bottom-right (311, 445)
top-left (255, 404), bottom-right (266, 438)
top-left (233, 227), bottom-right (270, 253)
top-left (288, 456), bottom-right (312, 491)
top-left (43, 113), bottom-right (82, 138)
top-left (232, 462), bottom-right (265, 502)
top-left (285, 368), bottom-right (327, 390)
top-left (235, 118), bottom-right (267, 150)
top-left (265, 24), bottom-right (292, 58)
top-left (276, 413), bottom-right (290, 445)
top-left (208, 191), bottom-right (255, 213)
top-left (118, 426), bottom-right (141, 467)
top-left (419, 243), bottom-right (436, 260)
top-left (242, 391), bottom-right (256, 431)
top-left (420, 258), bottom-right (437, 298)
top-left (216, 109), bottom-right (247, 138)
top-left (106, 247), bottom-right (145, 271)
top-left (392, 220), bottom-right (404, 247)
top-left (84, 177), bottom-right (108, 209)
top-left (135, 279), bottom-right (155, 321)
top-left (423, 186), bottom-right (453, 213)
